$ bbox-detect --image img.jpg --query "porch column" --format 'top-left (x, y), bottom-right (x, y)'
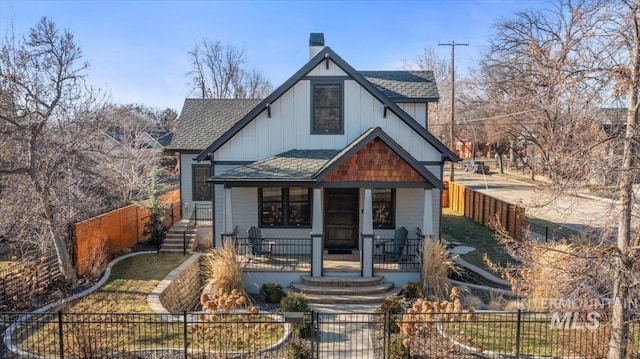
top-left (361, 188), bottom-right (374, 277)
top-left (218, 187), bottom-right (233, 247)
top-left (422, 189), bottom-right (434, 236)
top-left (310, 188), bottom-right (323, 277)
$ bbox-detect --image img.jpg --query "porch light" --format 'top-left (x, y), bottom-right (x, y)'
top-left (325, 53), bottom-right (330, 69)
top-left (266, 103), bottom-right (271, 118)
top-left (383, 105), bottom-right (388, 118)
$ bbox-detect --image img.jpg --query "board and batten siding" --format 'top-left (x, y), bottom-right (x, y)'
top-left (179, 153), bottom-right (213, 207)
top-left (213, 61), bottom-right (441, 165)
top-left (397, 103), bottom-right (427, 127)
top-left (213, 164), bottom-right (242, 238)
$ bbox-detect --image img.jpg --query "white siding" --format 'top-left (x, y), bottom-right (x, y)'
top-left (307, 60), bottom-right (347, 77)
top-left (215, 78), bottom-right (442, 163)
top-left (179, 153), bottom-right (212, 207)
top-left (395, 188), bottom-right (425, 234)
top-left (212, 164), bottom-right (242, 238)
top-left (397, 103), bottom-right (427, 127)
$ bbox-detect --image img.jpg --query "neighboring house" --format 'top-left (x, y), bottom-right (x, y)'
top-left (455, 139), bottom-right (494, 159)
top-left (170, 33), bottom-right (458, 286)
top-left (102, 126), bottom-right (173, 153)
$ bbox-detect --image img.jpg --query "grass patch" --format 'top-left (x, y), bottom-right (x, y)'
top-left (447, 314), bottom-right (638, 357)
top-left (70, 252), bottom-right (188, 313)
top-left (525, 217), bottom-right (581, 240)
top-left (441, 208), bottom-right (515, 272)
top-left (13, 252), bottom-right (286, 356)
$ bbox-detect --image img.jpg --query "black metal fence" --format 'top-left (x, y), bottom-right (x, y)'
top-left (2, 310), bottom-right (635, 358)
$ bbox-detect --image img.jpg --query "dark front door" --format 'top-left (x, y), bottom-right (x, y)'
top-left (324, 188), bottom-right (359, 249)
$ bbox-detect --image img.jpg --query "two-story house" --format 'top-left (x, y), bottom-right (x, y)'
top-left (170, 34), bottom-right (458, 289)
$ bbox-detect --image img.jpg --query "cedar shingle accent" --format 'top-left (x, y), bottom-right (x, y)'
top-left (323, 139), bottom-right (427, 183)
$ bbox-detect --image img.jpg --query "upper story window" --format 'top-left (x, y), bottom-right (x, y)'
top-left (193, 165), bottom-right (212, 201)
top-left (311, 80), bottom-right (343, 134)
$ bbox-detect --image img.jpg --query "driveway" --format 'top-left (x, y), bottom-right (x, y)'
top-left (446, 166), bottom-right (627, 237)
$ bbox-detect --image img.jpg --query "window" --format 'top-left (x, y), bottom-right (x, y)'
top-left (311, 81), bottom-right (343, 133)
top-left (193, 166), bottom-right (212, 201)
top-left (372, 188), bottom-right (395, 228)
top-left (260, 187), bottom-right (311, 227)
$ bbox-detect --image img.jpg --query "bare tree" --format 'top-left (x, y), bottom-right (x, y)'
top-left (0, 17), bottom-right (111, 282)
top-left (481, 1), bottom-right (640, 357)
top-left (403, 47), bottom-right (451, 142)
top-left (187, 38), bottom-right (272, 99)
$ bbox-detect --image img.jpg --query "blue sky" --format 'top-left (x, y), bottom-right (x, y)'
top-left (0, 0), bottom-right (548, 113)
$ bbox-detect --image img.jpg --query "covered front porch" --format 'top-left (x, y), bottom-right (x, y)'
top-left (216, 187), bottom-right (431, 277)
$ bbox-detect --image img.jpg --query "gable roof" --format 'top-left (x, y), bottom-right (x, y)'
top-left (211, 127), bottom-right (441, 189)
top-left (170, 99), bottom-right (261, 152)
top-left (359, 71), bottom-right (439, 102)
top-left (195, 47), bottom-right (458, 162)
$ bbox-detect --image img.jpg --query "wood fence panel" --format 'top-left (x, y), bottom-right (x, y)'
top-left (73, 189), bottom-right (181, 277)
top-left (446, 183), bottom-right (524, 240)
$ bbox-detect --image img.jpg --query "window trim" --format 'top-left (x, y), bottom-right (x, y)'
top-left (192, 165), bottom-right (212, 201)
top-left (310, 79), bottom-right (344, 135)
top-left (372, 188), bottom-right (396, 229)
top-left (259, 187), bottom-right (313, 228)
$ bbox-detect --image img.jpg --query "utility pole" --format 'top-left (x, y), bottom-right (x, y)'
top-left (439, 41), bottom-right (468, 183)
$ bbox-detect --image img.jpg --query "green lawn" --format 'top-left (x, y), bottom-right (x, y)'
top-left (441, 208), bottom-right (515, 273)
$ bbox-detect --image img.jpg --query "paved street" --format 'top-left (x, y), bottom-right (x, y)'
top-left (445, 165), bottom-right (629, 236)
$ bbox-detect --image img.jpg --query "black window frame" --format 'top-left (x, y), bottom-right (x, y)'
top-left (310, 79), bottom-right (344, 134)
top-left (192, 165), bottom-right (212, 201)
top-left (259, 187), bottom-right (312, 228)
top-left (372, 188), bottom-right (395, 229)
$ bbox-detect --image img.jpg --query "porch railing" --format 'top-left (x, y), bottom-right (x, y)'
top-left (181, 203), bottom-right (213, 225)
top-left (373, 237), bottom-right (422, 272)
top-left (230, 236), bottom-right (312, 271)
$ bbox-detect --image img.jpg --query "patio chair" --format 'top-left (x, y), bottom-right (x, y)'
top-left (247, 226), bottom-right (274, 259)
top-left (377, 227), bottom-right (408, 263)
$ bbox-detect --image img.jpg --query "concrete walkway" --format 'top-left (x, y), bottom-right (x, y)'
top-left (309, 303), bottom-right (379, 359)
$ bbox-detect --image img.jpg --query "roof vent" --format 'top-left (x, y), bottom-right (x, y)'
top-left (309, 33), bottom-right (325, 59)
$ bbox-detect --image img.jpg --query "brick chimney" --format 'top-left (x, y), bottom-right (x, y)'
top-left (309, 33), bottom-right (325, 59)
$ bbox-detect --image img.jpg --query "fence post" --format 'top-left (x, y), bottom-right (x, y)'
top-left (183, 310), bottom-right (188, 358)
top-left (515, 309), bottom-right (522, 359)
top-left (545, 226), bottom-right (549, 243)
top-left (58, 311), bottom-right (64, 359)
top-left (386, 311), bottom-right (391, 359)
top-left (194, 206), bottom-right (198, 226)
top-left (171, 203), bottom-right (174, 227)
top-left (314, 311), bottom-right (320, 359)
top-left (183, 231), bottom-right (187, 256)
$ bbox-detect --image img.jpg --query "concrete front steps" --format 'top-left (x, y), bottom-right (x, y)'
top-left (290, 276), bottom-right (400, 304)
top-left (161, 222), bottom-right (197, 252)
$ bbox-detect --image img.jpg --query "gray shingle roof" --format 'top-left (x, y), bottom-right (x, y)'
top-left (170, 99), bottom-right (261, 151)
top-left (359, 71), bottom-right (439, 101)
top-left (212, 149), bottom-right (340, 181)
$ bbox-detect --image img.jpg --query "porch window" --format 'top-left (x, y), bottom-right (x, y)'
top-left (259, 188), bottom-right (311, 227)
top-left (372, 188), bottom-right (395, 229)
top-left (193, 165), bottom-right (212, 201)
top-left (311, 80), bottom-right (343, 134)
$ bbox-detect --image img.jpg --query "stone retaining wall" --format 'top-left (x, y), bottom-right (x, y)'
top-left (151, 253), bottom-right (204, 313)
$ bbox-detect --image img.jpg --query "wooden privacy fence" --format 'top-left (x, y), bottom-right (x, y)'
top-left (445, 181), bottom-right (524, 240)
top-left (0, 256), bottom-right (63, 311)
top-left (73, 189), bottom-right (181, 276)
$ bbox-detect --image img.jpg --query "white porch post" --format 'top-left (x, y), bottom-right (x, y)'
top-left (422, 189), bottom-right (434, 236)
top-left (310, 188), bottom-right (323, 277)
top-left (218, 187), bottom-right (233, 247)
top-left (361, 188), bottom-right (374, 277)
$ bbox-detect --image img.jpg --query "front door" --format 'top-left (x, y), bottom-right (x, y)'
top-left (324, 188), bottom-right (359, 249)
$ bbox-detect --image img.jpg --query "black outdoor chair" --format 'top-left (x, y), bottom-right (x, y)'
top-left (377, 227), bottom-right (408, 263)
top-left (247, 226), bottom-right (274, 259)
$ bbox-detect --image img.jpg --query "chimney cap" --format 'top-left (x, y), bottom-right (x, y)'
top-left (309, 33), bottom-right (325, 47)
